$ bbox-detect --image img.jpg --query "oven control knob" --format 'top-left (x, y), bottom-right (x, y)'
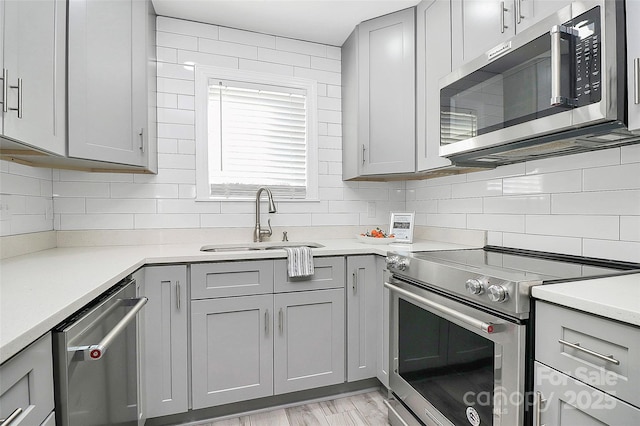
top-left (397, 258), bottom-right (409, 271)
top-left (386, 256), bottom-right (399, 269)
top-left (465, 278), bottom-right (485, 295)
top-left (487, 285), bottom-right (508, 303)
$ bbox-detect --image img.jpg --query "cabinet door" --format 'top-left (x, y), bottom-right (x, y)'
top-left (358, 8), bottom-right (415, 175)
top-left (346, 256), bottom-right (378, 382)
top-left (1, 0), bottom-right (66, 155)
top-left (274, 289), bottom-right (345, 394)
top-left (628, 0), bottom-right (640, 133)
top-left (0, 333), bottom-right (54, 426)
top-left (67, 0), bottom-right (148, 167)
top-left (416, 0), bottom-right (454, 171)
top-left (534, 362), bottom-right (640, 425)
top-left (515, 0), bottom-right (572, 33)
top-left (143, 266), bottom-right (188, 418)
top-left (191, 260), bottom-right (274, 299)
top-left (191, 294), bottom-right (274, 409)
top-left (452, 0), bottom-right (515, 69)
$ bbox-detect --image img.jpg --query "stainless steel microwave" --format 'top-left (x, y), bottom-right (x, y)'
top-left (439, 0), bottom-right (638, 167)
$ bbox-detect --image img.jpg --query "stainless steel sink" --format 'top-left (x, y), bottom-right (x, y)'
top-left (200, 242), bottom-right (324, 252)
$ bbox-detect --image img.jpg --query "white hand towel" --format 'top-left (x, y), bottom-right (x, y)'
top-left (284, 246), bottom-right (315, 278)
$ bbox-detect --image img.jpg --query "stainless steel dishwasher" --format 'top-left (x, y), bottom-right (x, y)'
top-left (53, 278), bottom-right (147, 426)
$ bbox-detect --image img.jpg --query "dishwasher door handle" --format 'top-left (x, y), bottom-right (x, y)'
top-left (69, 296), bottom-right (148, 361)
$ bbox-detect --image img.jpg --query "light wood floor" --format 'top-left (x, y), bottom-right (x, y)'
top-left (190, 391), bottom-right (390, 426)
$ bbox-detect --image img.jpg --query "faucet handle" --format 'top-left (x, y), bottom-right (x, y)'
top-left (263, 218), bottom-right (273, 237)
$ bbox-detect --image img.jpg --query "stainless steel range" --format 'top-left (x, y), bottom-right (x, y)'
top-left (384, 246), bottom-right (640, 426)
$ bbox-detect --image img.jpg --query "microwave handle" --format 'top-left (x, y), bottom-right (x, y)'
top-left (550, 25), bottom-right (576, 107)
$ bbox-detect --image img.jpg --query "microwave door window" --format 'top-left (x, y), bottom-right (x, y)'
top-left (440, 32), bottom-right (574, 147)
top-left (398, 299), bottom-right (495, 425)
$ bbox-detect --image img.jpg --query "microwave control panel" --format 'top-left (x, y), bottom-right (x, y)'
top-left (573, 6), bottom-right (601, 106)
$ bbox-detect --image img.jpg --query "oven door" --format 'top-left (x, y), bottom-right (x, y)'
top-left (387, 278), bottom-right (525, 426)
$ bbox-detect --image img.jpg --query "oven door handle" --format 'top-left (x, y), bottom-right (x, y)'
top-left (385, 282), bottom-right (497, 334)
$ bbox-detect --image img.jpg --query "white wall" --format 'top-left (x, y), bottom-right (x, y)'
top-left (50, 17), bottom-right (404, 233)
top-left (0, 161), bottom-right (53, 236)
top-left (407, 145), bottom-right (640, 263)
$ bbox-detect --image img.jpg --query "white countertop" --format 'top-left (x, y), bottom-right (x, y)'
top-left (0, 238), bottom-right (468, 364)
top-left (532, 273), bottom-right (640, 327)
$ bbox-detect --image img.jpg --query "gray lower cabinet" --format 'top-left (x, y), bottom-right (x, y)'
top-left (0, 333), bottom-right (54, 426)
top-left (628, 0), bottom-right (640, 133)
top-left (375, 256), bottom-right (390, 389)
top-left (274, 289), bottom-right (345, 394)
top-left (143, 265), bottom-right (188, 418)
top-left (346, 255), bottom-right (378, 382)
top-left (191, 294), bottom-right (274, 409)
top-left (534, 362), bottom-right (640, 425)
top-left (191, 260), bottom-right (274, 299)
top-left (534, 301), bottom-right (640, 424)
top-left (67, 0), bottom-right (157, 171)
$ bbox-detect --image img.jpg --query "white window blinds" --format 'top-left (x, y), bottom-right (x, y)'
top-left (207, 80), bottom-right (308, 199)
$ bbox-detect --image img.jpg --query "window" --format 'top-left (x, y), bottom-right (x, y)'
top-left (196, 67), bottom-right (318, 200)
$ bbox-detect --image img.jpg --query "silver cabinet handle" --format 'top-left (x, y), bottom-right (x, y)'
top-left (8, 78), bottom-right (22, 118)
top-left (176, 281), bottom-right (181, 311)
top-left (352, 271), bottom-right (358, 294)
top-left (69, 297), bottom-right (148, 361)
top-left (385, 282), bottom-right (497, 334)
top-left (534, 391), bottom-right (546, 426)
top-left (279, 308), bottom-right (283, 334)
top-left (0, 407), bottom-right (23, 426)
top-left (139, 128), bottom-right (145, 152)
top-left (558, 339), bottom-right (620, 365)
top-left (265, 309), bottom-right (269, 335)
top-left (634, 57), bottom-right (639, 105)
top-left (516, 0), bottom-right (523, 24)
top-left (1, 69), bottom-right (7, 113)
top-left (500, 1), bottom-right (508, 33)
top-left (361, 144), bottom-right (366, 165)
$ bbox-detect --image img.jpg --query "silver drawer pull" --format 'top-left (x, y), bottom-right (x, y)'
top-left (0, 407), bottom-right (23, 425)
top-left (558, 339), bottom-right (620, 365)
top-left (534, 391), bottom-right (547, 426)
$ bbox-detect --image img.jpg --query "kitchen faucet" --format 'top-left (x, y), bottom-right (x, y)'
top-left (253, 187), bottom-right (277, 242)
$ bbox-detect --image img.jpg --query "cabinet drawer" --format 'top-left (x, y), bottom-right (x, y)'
top-left (191, 260), bottom-right (274, 299)
top-left (274, 256), bottom-right (345, 293)
top-left (534, 362), bottom-right (640, 425)
top-left (536, 301), bottom-right (640, 406)
top-left (0, 333), bottom-right (54, 426)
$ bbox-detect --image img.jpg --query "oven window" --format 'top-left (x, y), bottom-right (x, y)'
top-left (398, 299), bottom-right (495, 425)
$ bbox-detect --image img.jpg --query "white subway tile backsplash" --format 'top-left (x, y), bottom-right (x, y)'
top-left (201, 213), bottom-right (253, 228)
top-left (583, 163), bottom-right (640, 191)
top-left (483, 195), bottom-right (550, 214)
top-left (157, 108), bottom-right (195, 125)
top-left (157, 77), bottom-right (194, 95)
top-left (327, 123), bottom-right (341, 137)
top-left (452, 179), bottom-right (502, 198)
top-left (157, 17), bottom-right (220, 40)
top-left (157, 46), bottom-right (178, 63)
top-left (177, 50), bottom-right (239, 69)
top-left (53, 198), bottom-right (85, 214)
top-left (621, 216), bottom-right (640, 241)
top-left (135, 213), bottom-right (199, 229)
top-left (318, 187), bottom-right (343, 201)
top-left (426, 213), bottom-right (467, 229)
top-left (157, 153), bottom-right (195, 170)
top-left (178, 184), bottom-right (197, 199)
top-left (327, 85), bottom-right (341, 98)
top-left (110, 183), bottom-right (179, 199)
top-left (294, 67), bottom-right (340, 85)
top-left (276, 37), bottom-right (327, 57)
top-left (277, 201), bottom-right (329, 214)
top-left (502, 232), bottom-right (583, 256)
top-left (238, 59), bottom-right (294, 76)
top-left (327, 46), bottom-right (341, 60)
top-left (8, 162), bottom-right (52, 180)
top-left (621, 144), bottom-right (640, 164)
top-left (467, 214), bottom-right (525, 233)
top-left (526, 215), bottom-right (619, 239)
top-left (503, 170), bottom-right (581, 194)
top-left (157, 31), bottom-right (198, 51)
top-left (60, 214), bottom-right (134, 230)
top-left (199, 38), bottom-right (258, 60)
top-left (311, 213), bottom-right (359, 226)
top-left (219, 27), bottom-right (275, 48)
top-left (310, 56), bottom-right (341, 73)
top-left (53, 182), bottom-right (110, 198)
top-left (158, 123), bottom-right (195, 139)
top-left (86, 199), bottom-right (157, 214)
top-left (552, 190), bottom-right (640, 215)
top-left (525, 148), bottom-right (620, 175)
top-left (157, 93), bottom-right (178, 108)
top-left (318, 148), bottom-right (342, 162)
top-left (134, 169), bottom-right (195, 185)
top-left (157, 62), bottom-right (194, 80)
top-left (438, 198), bottom-right (482, 214)
top-left (328, 200), bottom-right (366, 213)
top-left (270, 213), bottom-right (312, 227)
top-left (318, 109), bottom-right (342, 124)
top-left (583, 239), bottom-right (640, 263)
top-left (56, 170), bottom-right (134, 183)
top-left (465, 163), bottom-right (526, 182)
top-left (318, 96), bottom-right (341, 112)
top-left (318, 136), bottom-right (341, 150)
top-left (487, 231), bottom-right (503, 246)
top-left (158, 199), bottom-right (220, 214)
top-left (177, 95), bottom-right (195, 110)
top-left (178, 140), bottom-right (196, 155)
top-left (158, 138), bottom-right (179, 154)
top-left (257, 48), bottom-right (310, 68)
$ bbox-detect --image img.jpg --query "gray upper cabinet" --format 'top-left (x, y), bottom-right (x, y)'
top-left (0, 0), bottom-right (66, 155)
top-left (346, 256), bottom-right (378, 382)
top-left (68, 0), bottom-right (157, 171)
top-left (274, 289), bottom-right (345, 394)
top-left (451, 0), bottom-right (572, 69)
top-left (342, 8), bottom-right (415, 179)
top-left (143, 266), bottom-right (188, 418)
top-left (416, 0), bottom-right (454, 172)
top-left (628, 0), bottom-right (640, 134)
